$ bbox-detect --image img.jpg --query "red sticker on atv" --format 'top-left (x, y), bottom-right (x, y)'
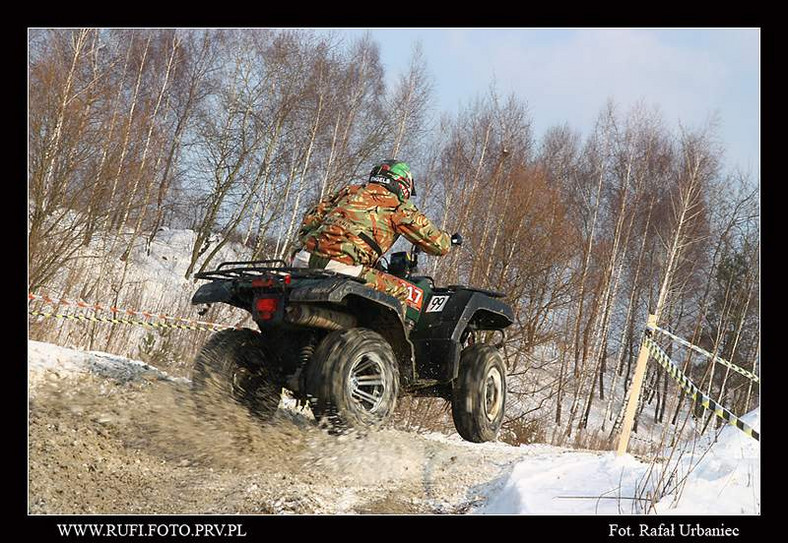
top-left (377, 272), bottom-right (424, 311)
top-left (404, 284), bottom-right (424, 311)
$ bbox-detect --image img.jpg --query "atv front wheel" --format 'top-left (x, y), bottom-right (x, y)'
top-left (191, 328), bottom-right (281, 420)
top-left (305, 328), bottom-right (399, 433)
top-left (451, 344), bottom-right (506, 443)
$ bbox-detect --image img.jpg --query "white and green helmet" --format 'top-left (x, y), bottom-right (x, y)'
top-left (369, 159), bottom-right (415, 201)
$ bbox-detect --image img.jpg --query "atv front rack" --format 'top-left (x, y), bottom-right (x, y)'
top-left (194, 260), bottom-right (364, 283)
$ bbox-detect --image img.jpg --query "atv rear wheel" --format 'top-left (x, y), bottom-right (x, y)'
top-left (305, 328), bottom-right (399, 433)
top-left (191, 328), bottom-right (281, 420)
top-left (451, 344), bottom-right (506, 443)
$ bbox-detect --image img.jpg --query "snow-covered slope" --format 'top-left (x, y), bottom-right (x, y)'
top-left (653, 410), bottom-right (760, 515)
top-left (28, 340), bottom-right (187, 390)
top-left (476, 410), bottom-right (760, 515)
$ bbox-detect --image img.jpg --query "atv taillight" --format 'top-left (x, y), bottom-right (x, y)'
top-left (251, 274), bottom-right (291, 288)
top-left (255, 297), bottom-right (278, 320)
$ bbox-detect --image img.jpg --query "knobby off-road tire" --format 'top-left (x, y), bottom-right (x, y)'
top-left (305, 328), bottom-right (399, 434)
top-left (191, 328), bottom-right (281, 421)
top-left (451, 344), bottom-right (507, 443)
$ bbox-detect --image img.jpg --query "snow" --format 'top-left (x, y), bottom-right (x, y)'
top-left (28, 225), bottom-right (255, 356)
top-left (28, 339), bottom-right (187, 390)
top-left (477, 448), bottom-right (641, 514)
top-left (108, 228), bottom-right (243, 313)
top-left (476, 410), bottom-right (760, 515)
top-left (652, 410), bottom-right (760, 515)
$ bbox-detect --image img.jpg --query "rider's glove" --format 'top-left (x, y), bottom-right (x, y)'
top-left (451, 233), bottom-right (463, 247)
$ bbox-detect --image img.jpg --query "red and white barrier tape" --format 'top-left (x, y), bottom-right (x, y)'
top-left (28, 292), bottom-right (242, 332)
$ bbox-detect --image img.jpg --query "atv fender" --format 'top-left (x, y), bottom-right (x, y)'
top-left (410, 289), bottom-right (513, 382)
top-left (192, 280), bottom-right (234, 305)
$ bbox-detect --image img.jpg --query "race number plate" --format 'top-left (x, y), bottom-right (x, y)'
top-left (405, 284), bottom-right (424, 311)
top-left (425, 295), bottom-right (450, 313)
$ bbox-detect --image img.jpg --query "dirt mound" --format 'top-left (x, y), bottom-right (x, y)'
top-left (28, 348), bottom-right (528, 514)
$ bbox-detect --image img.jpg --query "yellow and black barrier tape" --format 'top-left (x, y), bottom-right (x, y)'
top-left (28, 292), bottom-right (242, 333)
top-left (28, 310), bottom-right (234, 333)
top-left (644, 334), bottom-right (759, 441)
top-left (652, 325), bottom-right (759, 384)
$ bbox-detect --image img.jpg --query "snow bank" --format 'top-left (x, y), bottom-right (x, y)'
top-left (120, 227), bottom-right (246, 296)
top-left (477, 411), bottom-right (760, 515)
top-left (28, 340), bottom-right (187, 390)
top-left (32, 225), bottom-right (249, 318)
top-left (476, 447), bottom-right (647, 515)
top-left (654, 410), bottom-right (760, 515)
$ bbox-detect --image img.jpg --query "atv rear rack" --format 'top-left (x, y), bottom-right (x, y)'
top-left (194, 260), bottom-right (364, 283)
top-left (217, 259), bottom-right (289, 270)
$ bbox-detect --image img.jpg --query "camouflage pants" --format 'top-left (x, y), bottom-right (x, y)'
top-left (360, 267), bottom-right (412, 306)
top-left (292, 250), bottom-right (410, 307)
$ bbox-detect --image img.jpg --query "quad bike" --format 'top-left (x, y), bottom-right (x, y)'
top-left (189, 236), bottom-right (513, 442)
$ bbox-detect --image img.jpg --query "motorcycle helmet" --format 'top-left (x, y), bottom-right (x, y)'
top-left (368, 159), bottom-right (415, 201)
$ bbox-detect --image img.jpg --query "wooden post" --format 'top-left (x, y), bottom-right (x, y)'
top-left (616, 314), bottom-right (657, 456)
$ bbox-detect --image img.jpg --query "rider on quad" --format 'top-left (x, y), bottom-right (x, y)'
top-left (191, 160), bottom-right (509, 442)
top-left (291, 160), bottom-right (460, 309)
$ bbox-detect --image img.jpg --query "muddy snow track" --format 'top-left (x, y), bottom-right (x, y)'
top-left (28, 347), bottom-right (530, 515)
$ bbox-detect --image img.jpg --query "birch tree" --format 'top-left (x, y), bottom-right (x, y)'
top-left (120, 31), bottom-right (182, 259)
top-left (387, 41), bottom-right (433, 159)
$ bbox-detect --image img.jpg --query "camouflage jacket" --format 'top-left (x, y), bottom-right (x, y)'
top-left (297, 183), bottom-right (451, 267)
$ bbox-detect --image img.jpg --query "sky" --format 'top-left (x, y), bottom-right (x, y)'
top-left (316, 28), bottom-right (759, 180)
